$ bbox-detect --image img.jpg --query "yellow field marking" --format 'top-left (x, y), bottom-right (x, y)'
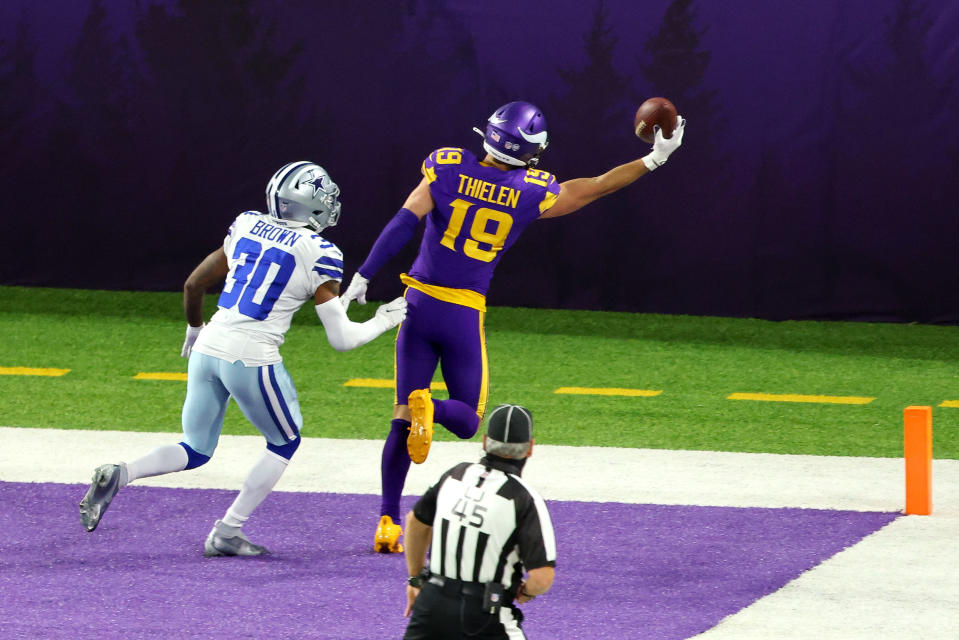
top-left (728, 392), bottom-right (874, 405)
top-left (0, 366), bottom-right (70, 377)
top-left (554, 387), bottom-right (662, 397)
top-left (939, 400), bottom-right (959, 408)
top-left (344, 378), bottom-right (448, 391)
top-left (134, 372), bottom-right (188, 381)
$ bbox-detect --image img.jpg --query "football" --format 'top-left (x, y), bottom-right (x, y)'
top-left (634, 97), bottom-right (678, 144)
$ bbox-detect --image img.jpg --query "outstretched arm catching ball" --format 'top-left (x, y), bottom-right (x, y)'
top-left (540, 116), bottom-right (685, 219)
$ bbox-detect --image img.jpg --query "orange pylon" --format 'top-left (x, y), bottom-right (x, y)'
top-left (904, 406), bottom-right (932, 515)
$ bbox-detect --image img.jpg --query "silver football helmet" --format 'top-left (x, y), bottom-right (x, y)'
top-left (265, 161), bottom-right (342, 232)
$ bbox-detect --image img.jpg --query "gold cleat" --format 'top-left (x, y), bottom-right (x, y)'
top-left (374, 515), bottom-right (403, 553)
top-left (407, 389), bottom-right (434, 464)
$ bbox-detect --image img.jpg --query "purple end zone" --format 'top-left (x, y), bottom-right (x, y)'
top-left (0, 482), bottom-right (897, 639)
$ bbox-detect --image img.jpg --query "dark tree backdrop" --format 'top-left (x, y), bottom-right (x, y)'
top-left (1, 0), bottom-right (957, 322)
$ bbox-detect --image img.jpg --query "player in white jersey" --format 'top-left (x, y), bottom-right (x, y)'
top-left (80, 162), bottom-right (407, 557)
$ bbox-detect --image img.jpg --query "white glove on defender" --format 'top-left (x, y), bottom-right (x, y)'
top-left (316, 295), bottom-right (407, 351)
top-left (374, 296), bottom-right (408, 330)
top-left (642, 115), bottom-right (686, 171)
top-left (340, 273), bottom-right (369, 311)
top-left (181, 324), bottom-right (204, 358)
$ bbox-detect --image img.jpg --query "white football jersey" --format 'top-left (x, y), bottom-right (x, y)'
top-left (192, 211), bottom-right (343, 366)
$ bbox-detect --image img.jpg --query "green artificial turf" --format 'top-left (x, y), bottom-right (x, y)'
top-left (2, 285), bottom-right (957, 458)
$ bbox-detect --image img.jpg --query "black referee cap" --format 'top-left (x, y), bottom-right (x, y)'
top-left (486, 404), bottom-right (533, 443)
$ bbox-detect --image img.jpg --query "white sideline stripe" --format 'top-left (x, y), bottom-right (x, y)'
top-left (2, 427), bottom-right (958, 638)
top-left (694, 513), bottom-right (959, 639)
top-left (1, 427), bottom-right (958, 510)
top-left (0, 426), bottom-right (954, 510)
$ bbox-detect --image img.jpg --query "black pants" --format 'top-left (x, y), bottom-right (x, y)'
top-left (403, 582), bottom-right (526, 640)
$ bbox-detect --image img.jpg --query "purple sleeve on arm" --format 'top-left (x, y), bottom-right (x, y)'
top-left (357, 207), bottom-right (421, 279)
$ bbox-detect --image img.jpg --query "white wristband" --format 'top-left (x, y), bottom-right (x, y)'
top-left (642, 153), bottom-right (665, 172)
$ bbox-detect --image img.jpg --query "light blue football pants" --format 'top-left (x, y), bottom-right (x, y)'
top-left (181, 352), bottom-right (302, 457)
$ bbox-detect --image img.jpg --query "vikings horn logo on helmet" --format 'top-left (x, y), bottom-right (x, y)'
top-left (474, 101), bottom-right (549, 167)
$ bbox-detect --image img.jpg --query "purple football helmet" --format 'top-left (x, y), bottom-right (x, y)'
top-left (472, 101), bottom-right (549, 167)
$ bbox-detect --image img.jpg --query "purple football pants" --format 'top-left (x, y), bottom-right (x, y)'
top-left (380, 288), bottom-right (487, 520)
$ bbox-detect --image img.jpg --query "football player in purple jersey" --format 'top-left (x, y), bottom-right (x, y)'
top-left (340, 101), bottom-right (685, 553)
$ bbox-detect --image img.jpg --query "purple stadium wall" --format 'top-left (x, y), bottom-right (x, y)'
top-left (2, 0), bottom-right (957, 322)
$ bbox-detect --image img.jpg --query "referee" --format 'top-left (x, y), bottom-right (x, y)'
top-left (402, 404), bottom-right (556, 639)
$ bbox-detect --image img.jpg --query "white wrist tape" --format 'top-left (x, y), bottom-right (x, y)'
top-left (315, 297), bottom-right (386, 351)
top-left (642, 153), bottom-right (666, 172)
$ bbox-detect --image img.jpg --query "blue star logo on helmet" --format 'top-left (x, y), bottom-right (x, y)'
top-left (300, 173), bottom-right (328, 200)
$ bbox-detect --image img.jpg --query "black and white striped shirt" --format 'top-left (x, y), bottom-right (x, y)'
top-left (412, 456), bottom-right (556, 592)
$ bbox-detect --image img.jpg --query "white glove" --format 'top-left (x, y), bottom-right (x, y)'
top-left (181, 324), bottom-right (204, 358)
top-left (340, 273), bottom-right (370, 311)
top-left (374, 296), bottom-right (408, 331)
top-left (642, 115), bottom-right (685, 171)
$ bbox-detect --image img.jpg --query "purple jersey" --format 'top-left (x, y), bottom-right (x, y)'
top-left (407, 147), bottom-right (560, 297)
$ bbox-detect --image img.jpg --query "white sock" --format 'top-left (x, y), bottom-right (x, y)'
top-left (221, 450), bottom-right (289, 528)
top-left (123, 444), bottom-right (189, 487)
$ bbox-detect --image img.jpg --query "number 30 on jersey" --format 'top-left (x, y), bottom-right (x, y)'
top-left (219, 238), bottom-right (295, 320)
